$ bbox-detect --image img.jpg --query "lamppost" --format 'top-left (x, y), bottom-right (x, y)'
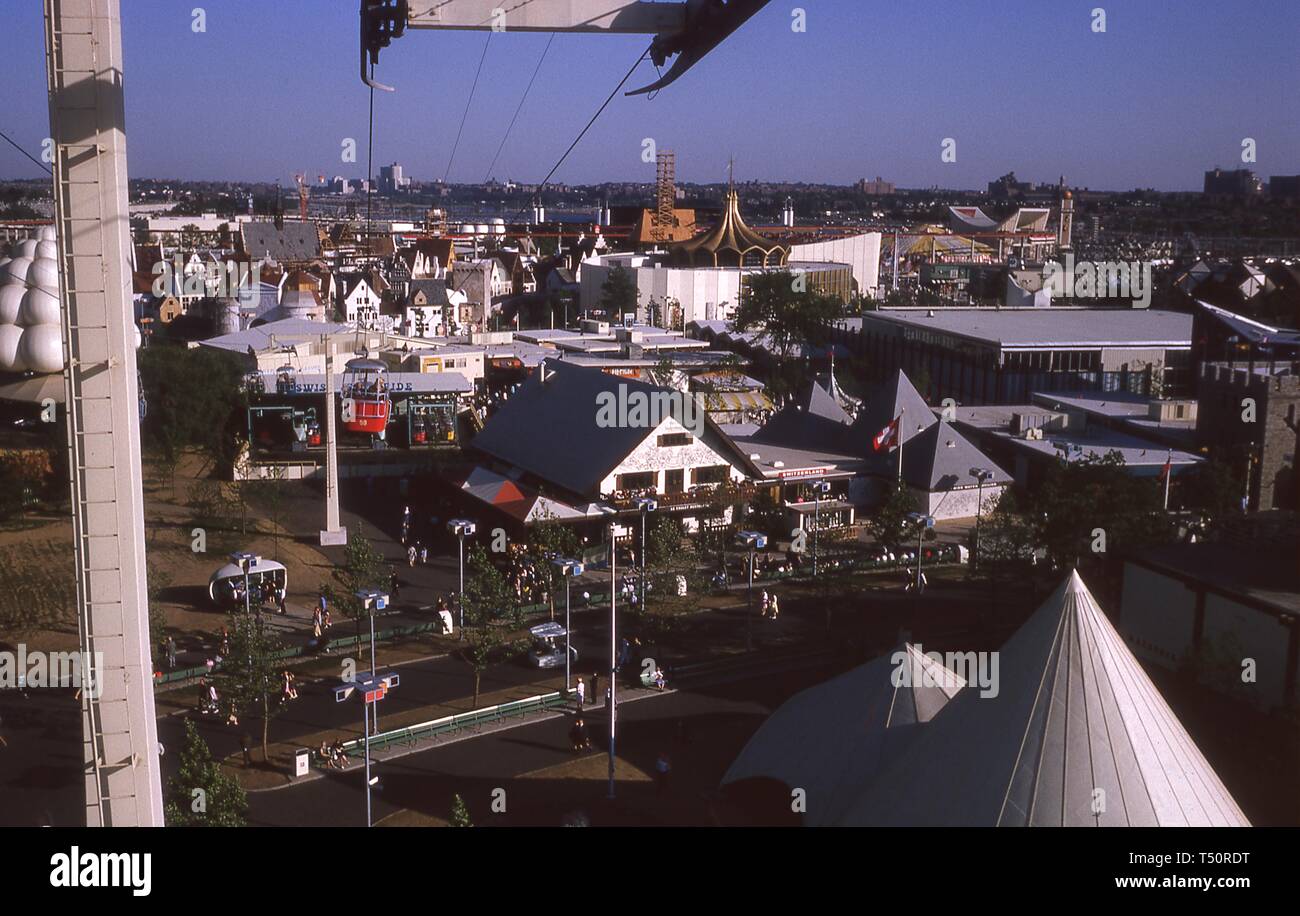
top-left (551, 557), bottom-right (583, 691)
top-left (811, 480), bottom-right (831, 578)
top-left (355, 588), bottom-right (387, 729)
top-left (333, 668), bottom-right (399, 827)
top-left (634, 497), bottom-right (657, 613)
top-left (905, 513), bottom-right (934, 593)
top-left (447, 519), bottom-right (476, 634)
top-left (230, 551), bottom-right (260, 618)
top-left (968, 467), bottom-right (993, 572)
top-left (736, 531), bottom-right (767, 650)
top-left (607, 521), bottom-right (618, 800)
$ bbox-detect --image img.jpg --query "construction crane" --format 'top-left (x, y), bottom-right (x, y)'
top-left (360, 0), bottom-right (771, 93)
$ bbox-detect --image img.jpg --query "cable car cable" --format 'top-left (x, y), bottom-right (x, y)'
top-left (483, 32), bottom-right (555, 183)
top-left (444, 30), bottom-right (493, 184)
top-left (0, 128), bottom-right (51, 175)
top-left (510, 42), bottom-right (651, 223)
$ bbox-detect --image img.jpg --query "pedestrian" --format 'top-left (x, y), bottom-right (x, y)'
top-left (407, 544), bottom-right (417, 567)
top-left (575, 676), bottom-right (586, 709)
top-left (219, 628), bottom-right (230, 657)
top-left (322, 610), bottom-right (331, 630)
top-left (240, 731), bottom-right (253, 767)
top-left (165, 636), bottom-right (177, 671)
top-left (591, 670), bottom-right (600, 706)
top-left (655, 751), bottom-right (672, 795)
top-left (419, 544), bottom-right (428, 566)
top-left (277, 592), bottom-right (287, 616)
top-left (769, 593), bottom-right (780, 619)
top-left (760, 590), bottom-right (770, 617)
top-left (569, 717), bottom-right (590, 752)
top-left (390, 567), bottom-right (400, 599)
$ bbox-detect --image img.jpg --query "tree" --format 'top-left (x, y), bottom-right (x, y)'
top-left (164, 719), bottom-right (248, 826)
top-left (526, 513), bottom-right (582, 622)
top-left (329, 532), bottom-right (386, 646)
top-left (449, 793), bottom-right (473, 827)
top-left (462, 543), bottom-right (512, 627)
top-left (597, 265), bottom-right (639, 319)
top-left (138, 344), bottom-right (248, 474)
top-left (461, 626), bottom-right (501, 709)
top-left (214, 610), bottom-right (286, 764)
top-left (732, 270), bottom-right (845, 399)
top-left (865, 481), bottom-right (918, 560)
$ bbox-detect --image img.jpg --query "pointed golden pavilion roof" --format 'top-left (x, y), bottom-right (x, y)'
top-left (667, 189), bottom-right (788, 268)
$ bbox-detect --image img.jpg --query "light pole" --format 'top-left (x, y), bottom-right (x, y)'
top-left (906, 513), bottom-right (935, 593)
top-left (607, 522), bottom-right (617, 800)
top-left (968, 467), bottom-right (993, 572)
top-left (552, 557), bottom-right (583, 691)
top-left (333, 669), bottom-right (399, 827)
top-left (736, 531), bottom-right (767, 650)
top-left (355, 588), bottom-right (388, 730)
top-left (447, 519), bottom-right (476, 634)
top-left (634, 497), bottom-right (657, 613)
top-left (230, 551), bottom-right (260, 618)
top-left (811, 480), bottom-right (830, 578)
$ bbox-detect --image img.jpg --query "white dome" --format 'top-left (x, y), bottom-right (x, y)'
top-left (2, 257), bottom-right (33, 285)
top-left (0, 325), bottom-right (26, 372)
top-left (18, 287), bottom-right (61, 327)
top-left (18, 324), bottom-right (64, 374)
top-left (38, 225), bottom-right (56, 242)
top-left (14, 239), bottom-right (39, 259)
top-left (0, 284), bottom-right (23, 324)
top-left (35, 240), bottom-right (58, 259)
top-left (27, 257), bottom-right (60, 292)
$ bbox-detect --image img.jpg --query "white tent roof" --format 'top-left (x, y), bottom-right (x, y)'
top-left (722, 644), bottom-right (964, 826)
top-left (843, 571), bottom-right (1250, 826)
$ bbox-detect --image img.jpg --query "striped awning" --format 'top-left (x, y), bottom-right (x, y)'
top-left (702, 390), bottom-right (773, 412)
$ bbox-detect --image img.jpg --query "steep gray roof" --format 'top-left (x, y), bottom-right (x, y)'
top-left (408, 278), bottom-right (452, 307)
top-left (899, 419), bottom-right (1011, 490)
top-left (849, 369), bottom-right (938, 452)
top-left (239, 221), bottom-right (321, 261)
top-left (754, 379), bottom-right (856, 453)
top-left (843, 572), bottom-right (1251, 826)
top-left (472, 359), bottom-right (760, 498)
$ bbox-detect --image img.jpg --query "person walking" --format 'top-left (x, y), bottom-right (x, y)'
top-left (165, 636), bottom-right (177, 671)
top-left (575, 676), bottom-right (586, 709)
top-left (277, 591), bottom-right (287, 616)
top-left (590, 670), bottom-right (600, 707)
top-left (419, 544), bottom-right (429, 566)
top-left (769, 593), bottom-right (780, 620)
top-left (407, 544), bottom-right (417, 567)
top-left (760, 590), bottom-right (770, 618)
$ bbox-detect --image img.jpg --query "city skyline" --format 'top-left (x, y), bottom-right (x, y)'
top-left (0, 0), bottom-right (1296, 191)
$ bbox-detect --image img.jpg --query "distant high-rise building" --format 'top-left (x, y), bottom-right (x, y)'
top-left (379, 162), bottom-right (410, 194)
top-left (858, 176), bottom-right (894, 196)
top-left (1203, 167), bottom-right (1263, 199)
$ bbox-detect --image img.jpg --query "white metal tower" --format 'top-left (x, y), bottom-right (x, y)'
top-left (44, 0), bottom-right (163, 826)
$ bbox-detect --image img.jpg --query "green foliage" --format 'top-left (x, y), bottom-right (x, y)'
top-left (449, 793), bottom-right (473, 827)
top-left (214, 611), bottom-right (286, 761)
top-left (526, 514), bottom-right (582, 622)
top-left (138, 344), bottom-right (248, 469)
top-left (732, 270), bottom-right (845, 399)
top-left (1177, 456), bottom-right (1245, 527)
top-left (164, 719), bottom-right (248, 827)
top-left (462, 544), bottom-right (513, 627)
top-left (460, 626), bottom-right (505, 708)
top-left (330, 532), bottom-right (386, 623)
top-left (865, 481), bottom-right (919, 555)
top-left (597, 265), bottom-right (639, 317)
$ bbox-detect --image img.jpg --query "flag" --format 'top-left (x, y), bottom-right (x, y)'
top-left (873, 415), bottom-right (900, 452)
top-left (1158, 453), bottom-right (1172, 480)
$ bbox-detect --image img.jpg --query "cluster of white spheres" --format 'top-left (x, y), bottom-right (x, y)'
top-left (0, 225), bottom-right (66, 374)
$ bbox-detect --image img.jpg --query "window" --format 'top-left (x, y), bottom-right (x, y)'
top-left (616, 472), bottom-right (656, 491)
top-left (665, 469), bottom-right (684, 494)
top-left (657, 433), bottom-right (692, 448)
top-left (692, 465), bottom-right (729, 486)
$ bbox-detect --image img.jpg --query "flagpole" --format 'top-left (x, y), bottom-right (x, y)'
top-left (897, 407), bottom-right (904, 482)
top-left (1163, 449), bottom-right (1171, 510)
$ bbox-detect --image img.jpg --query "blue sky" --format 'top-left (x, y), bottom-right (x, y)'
top-left (1, 0), bottom-right (1296, 189)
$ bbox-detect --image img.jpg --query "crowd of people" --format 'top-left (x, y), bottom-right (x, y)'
top-left (318, 739), bottom-right (350, 769)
